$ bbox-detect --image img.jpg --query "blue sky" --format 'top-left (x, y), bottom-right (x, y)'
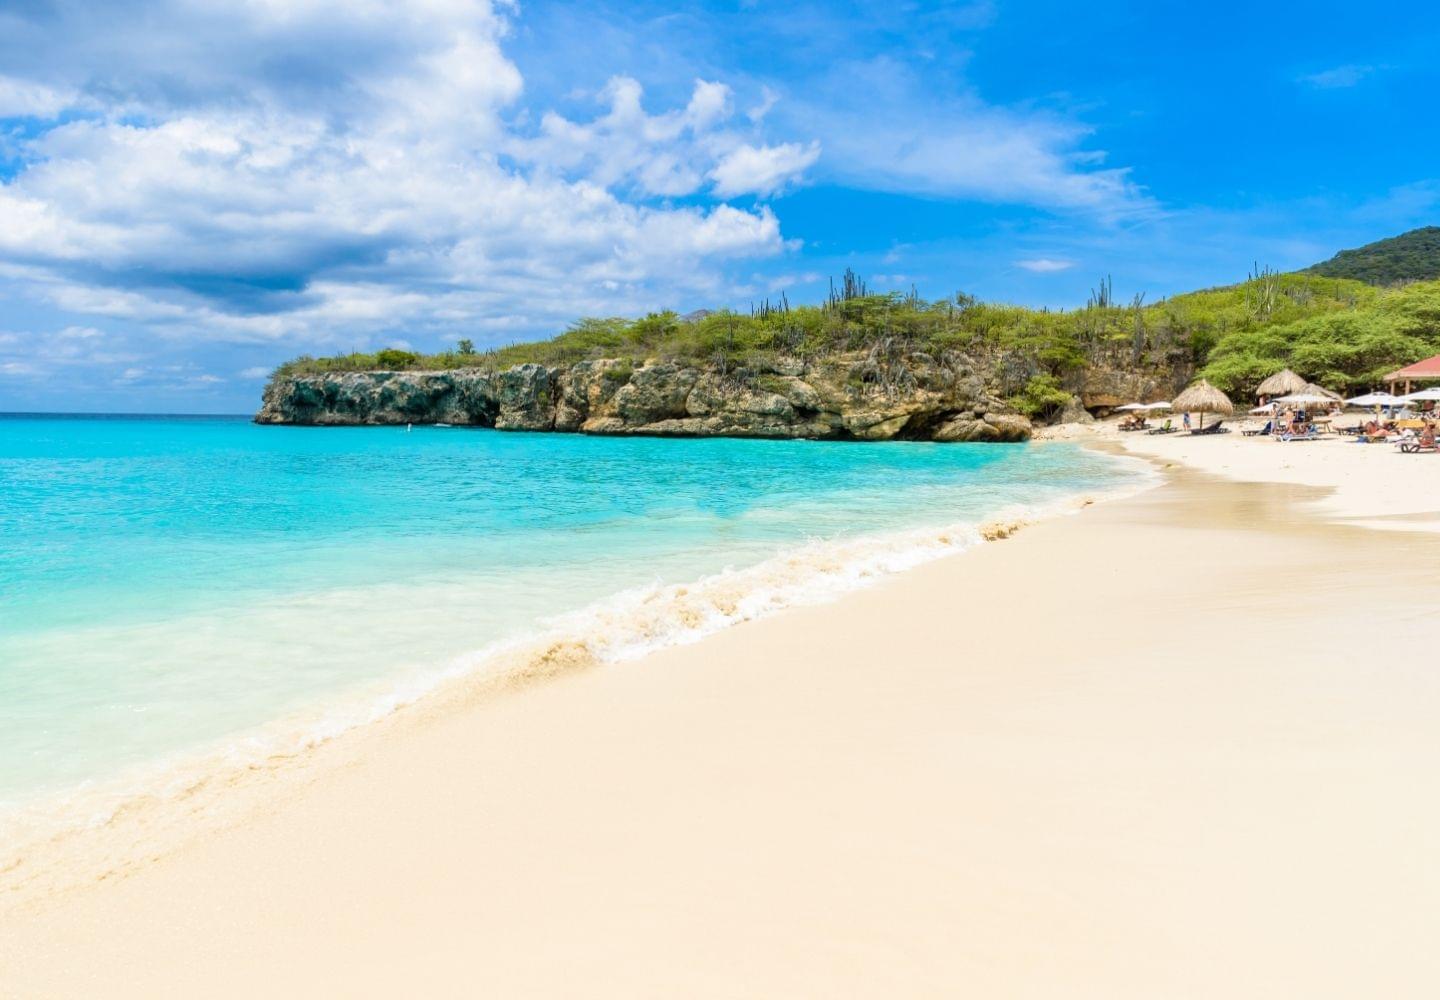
top-left (1, 0), bottom-right (1437, 413)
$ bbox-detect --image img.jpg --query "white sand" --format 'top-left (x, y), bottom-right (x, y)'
top-left (1111, 421), bottom-right (1440, 529)
top-left (4, 438), bottom-right (1440, 998)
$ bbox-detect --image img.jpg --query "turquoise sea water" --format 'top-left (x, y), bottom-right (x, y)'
top-left (0, 414), bottom-right (1145, 813)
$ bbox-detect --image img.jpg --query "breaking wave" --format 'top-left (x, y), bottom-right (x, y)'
top-left (0, 459), bottom-right (1158, 889)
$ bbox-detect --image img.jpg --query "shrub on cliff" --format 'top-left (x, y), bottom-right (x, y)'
top-left (1007, 374), bottom-right (1073, 419)
top-left (269, 267), bottom-right (1419, 400)
top-left (374, 348), bottom-right (420, 369)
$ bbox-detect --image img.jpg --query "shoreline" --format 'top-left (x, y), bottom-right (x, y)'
top-left (0, 446), bottom-right (1156, 909)
top-left (6, 434), bottom-right (1440, 996)
top-left (1097, 420), bottom-right (1440, 530)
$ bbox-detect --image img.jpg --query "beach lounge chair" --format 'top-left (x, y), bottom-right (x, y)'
top-left (1242, 420), bottom-right (1273, 437)
top-left (1275, 430), bottom-right (1320, 442)
top-left (1188, 420), bottom-right (1228, 436)
top-left (1398, 430), bottom-right (1436, 453)
top-left (1146, 419), bottom-right (1175, 435)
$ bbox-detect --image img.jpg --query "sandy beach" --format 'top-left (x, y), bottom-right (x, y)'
top-left (4, 432), bottom-right (1440, 998)
top-left (1111, 423), bottom-right (1440, 530)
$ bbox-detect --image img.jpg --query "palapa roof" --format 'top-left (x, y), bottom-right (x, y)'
top-left (1255, 368), bottom-right (1308, 397)
top-left (1303, 382), bottom-right (1341, 401)
top-left (1384, 354), bottom-right (1440, 382)
top-left (1172, 379), bottom-right (1234, 415)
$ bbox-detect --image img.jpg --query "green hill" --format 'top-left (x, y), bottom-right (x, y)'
top-left (274, 238), bottom-right (1440, 407)
top-left (272, 270), bottom-right (1374, 410)
top-left (1305, 226), bottom-right (1440, 285)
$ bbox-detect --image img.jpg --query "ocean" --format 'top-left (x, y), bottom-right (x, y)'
top-left (0, 414), bottom-right (1148, 817)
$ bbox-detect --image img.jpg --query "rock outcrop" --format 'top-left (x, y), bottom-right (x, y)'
top-left (255, 353), bottom-right (1033, 442)
top-left (1074, 358), bottom-right (1194, 411)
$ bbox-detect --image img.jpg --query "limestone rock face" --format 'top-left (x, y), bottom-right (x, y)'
top-left (255, 352), bottom-right (1033, 443)
top-left (1057, 397), bottom-right (1095, 425)
top-left (1076, 362), bottom-right (1192, 411)
top-left (611, 363), bottom-right (698, 424)
top-left (494, 364), bottom-right (555, 431)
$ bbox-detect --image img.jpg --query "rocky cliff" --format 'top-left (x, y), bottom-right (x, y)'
top-left (255, 353), bottom-right (1034, 442)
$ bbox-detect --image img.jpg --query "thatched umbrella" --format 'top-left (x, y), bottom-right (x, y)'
top-left (1256, 368), bottom-right (1307, 399)
top-left (1172, 379), bottom-right (1234, 430)
top-left (1303, 382), bottom-right (1341, 402)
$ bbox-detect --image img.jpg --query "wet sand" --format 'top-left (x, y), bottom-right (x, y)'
top-left (3, 457), bottom-right (1440, 998)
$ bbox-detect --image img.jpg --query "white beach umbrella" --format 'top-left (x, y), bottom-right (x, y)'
top-left (1250, 403), bottom-right (1277, 414)
top-left (1401, 387), bottom-right (1440, 402)
top-left (1144, 401), bottom-right (1173, 410)
top-left (1272, 392), bottom-right (1335, 405)
top-left (1345, 392), bottom-right (1404, 407)
top-left (1115, 403), bottom-right (1148, 411)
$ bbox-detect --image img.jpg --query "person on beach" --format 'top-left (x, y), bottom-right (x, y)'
top-left (1182, 412), bottom-right (1192, 431)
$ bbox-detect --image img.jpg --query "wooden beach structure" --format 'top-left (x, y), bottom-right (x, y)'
top-left (1172, 379), bottom-right (1234, 431)
top-left (1384, 354), bottom-right (1440, 396)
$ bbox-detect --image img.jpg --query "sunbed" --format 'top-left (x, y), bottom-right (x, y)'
top-left (1188, 420), bottom-right (1228, 436)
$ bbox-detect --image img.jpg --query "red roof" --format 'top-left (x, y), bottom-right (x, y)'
top-left (1386, 354), bottom-right (1440, 381)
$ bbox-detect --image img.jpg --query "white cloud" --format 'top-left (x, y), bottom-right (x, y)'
top-left (0, 75), bottom-right (76, 118)
top-left (710, 141), bottom-right (821, 198)
top-left (746, 86), bottom-right (779, 123)
top-left (1299, 64), bottom-right (1375, 89)
top-left (511, 76), bottom-right (818, 201)
top-left (770, 54), bottom-right (1153, 220)
top-left (0, 1), bottom-right (809, 351)
top-left (1015, 258), bottom-right (1076, 273)
top-left (239, 366), bottom-right (272, 378)
top-left (110, 363), bottom-right (225, 390)
top-left (0, 325), bottom-right (137, 381)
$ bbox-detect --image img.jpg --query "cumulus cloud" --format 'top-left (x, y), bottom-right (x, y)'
top-left (513, 77), bottom-right (817, 200)
top-left (0, 75), bottom-right (75, 118)
top-left (710, 141), bottom-right (821, 198)
top-left (1015, 258), bottom-right (1076, 273)
top-left (0, 0), bottom-right (812, 351)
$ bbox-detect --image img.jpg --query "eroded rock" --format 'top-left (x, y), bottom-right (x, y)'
top-left (256, 354), bottom-right (1033, 443)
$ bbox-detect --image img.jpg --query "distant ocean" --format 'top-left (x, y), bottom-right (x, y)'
top-left (0, 414), bottom-right (1149, 819)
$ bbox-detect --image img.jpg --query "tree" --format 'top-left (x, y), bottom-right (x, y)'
top-left (458, 338), bottom-right (475, 355)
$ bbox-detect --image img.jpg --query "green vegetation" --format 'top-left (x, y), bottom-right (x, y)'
top-left (1008, 374), bottom-right (1074, 419)
top-left (1202, 279), bottom-right (1440, 392)
top-left (272, 243), bottom-right (1440, 402)
top-left (373, 348), bottom-right (420, 369)
top-left (1305, 227), bottom-right (1440, 286)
